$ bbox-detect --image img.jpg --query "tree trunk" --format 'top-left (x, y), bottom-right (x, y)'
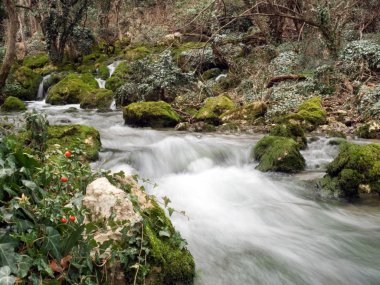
top-left (0, 0), bottom-right (19, 104)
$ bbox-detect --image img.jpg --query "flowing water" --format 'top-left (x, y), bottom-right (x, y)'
top-left (36, 74), bottom-right (52, 100)
top-left (24, 101), bottom-right (380, 285)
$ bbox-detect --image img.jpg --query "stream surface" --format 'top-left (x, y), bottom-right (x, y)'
top-left (24, 101), bottom-right (380, 285)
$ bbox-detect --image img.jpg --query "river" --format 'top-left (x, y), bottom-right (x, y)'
top-left (25, 101), bottom-right (380, 285)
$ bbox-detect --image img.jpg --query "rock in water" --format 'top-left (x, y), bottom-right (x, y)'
top-left (252, 135), bottom-right (306, 173)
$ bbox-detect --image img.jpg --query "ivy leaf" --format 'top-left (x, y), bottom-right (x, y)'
top-left (0, 243), bottom-right (17, 272)
top-left (162, 196), bottom-right (171, 207)
top-left (0, 275), bottom-right (15, 285)
top-left (62, 225), bottom-right (85, 255)
top-left (168, 207), bottom-right (175, 217)
top-left (41, 227), bottom-right (62, 260)
top-left (16, 255), bottom-right (33, 278)
top-left (158, 230), bottom-right (171, 238)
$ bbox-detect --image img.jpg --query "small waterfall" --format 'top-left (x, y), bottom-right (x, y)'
top-left (95, 78), bottom-right (106, 89)
top-left (107, 61), bottom-right (122, 77)
top-left (110, 100), bottom-right (116, 110)
top-left (37, 74), bottom-right (51, 100)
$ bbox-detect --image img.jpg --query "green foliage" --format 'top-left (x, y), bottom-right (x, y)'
top-left (319, 143), bottom-right (380, 199)
top-left (357, 84), bottom-right (380, 120)
top-left (25, 111), bottom-right (49, 154)
top-left (123, 101), bottom-right (181, 128)
top-left (68, 27), bottom-right (96, 58)
top-left (252, 136), bottom-right (306, 173)
top-left (0, 97), bottom-right (26, 112)
top-left (195, 95), bottom-right (236, 125)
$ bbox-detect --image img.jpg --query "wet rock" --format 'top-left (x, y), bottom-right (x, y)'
top-left (80, 89), bottom-right (114, 110)
top-left (252, 136), bottom-right (306, 173)
top-left (123, 101), bottom-right (181, 128)
top-left (319, 142), bottom-right (380, 199)
top-left (175, 121), bottom-right (216, 132)
top-left (0, 96), bottom-right (26, 112)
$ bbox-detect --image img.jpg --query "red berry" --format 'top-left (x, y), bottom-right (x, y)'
top-left (60, 177), bottom-right (68, 183)
top-left (61, 218), bottom-right (67, 223)
top-left (69, 215), bottom-right (76, 222)
top-left (64, 151), bottom-right (72, 157)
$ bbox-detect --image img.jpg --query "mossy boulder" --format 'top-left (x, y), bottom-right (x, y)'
top-left (47, 124), bottom-right (101, 161)
top-left (357, 121), bottom-right (380, 139)
top-left (105, 62), bottom-right (130, 91)
top-left (221, 101), bottom-right (267, 124)
top-left (319, 143), bottom-right (380, 199)
top-left (270, 123), bottom-right (307, 150)
top-left (252, 136), bottom-right (306, 173)
top-left (46, 73), bottom-right (97, 105)
top-left (195, 95), bottom-right (236, 125)
top-left (4, 66), bottom-right (42, 100)
top-left (1, 96), bottom-right (26, 112)
top-left (284, 97), bottom-right (326, 131)
top-left (22, 53), bottom-right (49, 69)
top-left (124, 46), bottom-right (152, 61)
top-left (143, 201), bottom-right (195, 284)
top-left (123, 101), bottom-right (181, 128)
top-left (80, 89), bottom-right (114, 110)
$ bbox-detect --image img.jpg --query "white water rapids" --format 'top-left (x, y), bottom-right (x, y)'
top-left (25, 101), bottom-right (380, 285)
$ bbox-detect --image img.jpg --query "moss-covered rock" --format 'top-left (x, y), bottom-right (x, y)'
top-left (4, 66), bottom-right (42, 100)
top-left (80, 89), bottom-right (114, 110)
top-left (0, 96), bottom-right (27, 112)
top-left (285, 96), bottom-right (326, 131)
top-left (357, 121), bottom-right (380, 139)
top-left (105, 62), bottom-right (130, 91)
top-left (46, 73), bottom-right (97, 105)
top-left (270, 123), bottom-right (307, 150)
top-left (319, 143), bottom-right (380, 199)
top-left (143, 201), bottom-right (195, 284)
top-left (252, 136), bottom-right (306, 173)
top-left (196, 95), bottom-right (236, 125)
top-left (221, 101), bottom-right (267, 124)
top-left (22, 53), bottom-right (49, 69)
top-left (47, 124), bottom-right (101, 161)
top-left (123, 101), bottom-right (181, 128)
top-left (124, 46), bottom-right (152, 61)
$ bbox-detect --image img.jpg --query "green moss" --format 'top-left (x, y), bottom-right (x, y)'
top-left (221, 101), bottom-right (267, 123)
top-left (22, 53), bottom-right (49, 69)
top-left (195, 95), bottom-right (236, 125)
top-left (320, 143), bottom-right (380, 199)
top-left (123, 101), bottom-right (181, 128)
top-left (252, 136), bottom-right (306, 173)
top-left (270, 123), bottom-right (307, 150)
top-left (80, 89), bottom-right (113, 110)
top-left (143, 201), bottom-right (195, 284)
top-left (105, 62), bottom-right (130, 91)
top-left (1, 96), bottom-right (26, 112)
top-left (285, 97), bottom-right (326, 131)
top-left (46, 73), bottom-right (97, 105)
top-left (124, 46), bottom-right (152, 61)
top-left (47, 124), bottom-right (101, 161)
top-left (82, 52), bottom-right (108, 65)
top-left (97, 65), bottom-right (110, 80)
top-left (5, 66), bottom-right (42, 100)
